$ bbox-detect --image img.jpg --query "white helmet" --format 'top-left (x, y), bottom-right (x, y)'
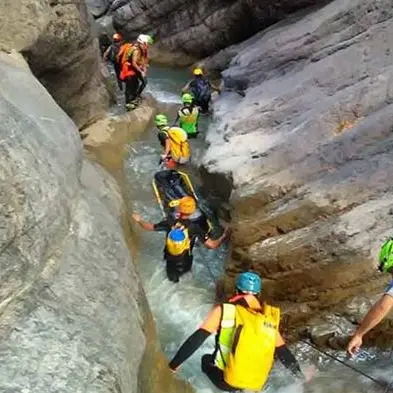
top-left (137, 34), bottom-right (153, 45)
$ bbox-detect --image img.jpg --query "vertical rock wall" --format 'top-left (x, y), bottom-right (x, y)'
top-left (0, 0), bottom-right (110, 129)
top-left (0, 53), bottom-right (191, 393)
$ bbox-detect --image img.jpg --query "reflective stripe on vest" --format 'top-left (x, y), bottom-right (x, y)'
top-left (215, 303), bottom-right (236, 370)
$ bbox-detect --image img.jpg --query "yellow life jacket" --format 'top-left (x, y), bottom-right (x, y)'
top-left (215, 303), bottom-right (280, 391)
top-left (165, 223), bottom-right (191, 256)
top-left (163, 127), bottom-right (191, 164)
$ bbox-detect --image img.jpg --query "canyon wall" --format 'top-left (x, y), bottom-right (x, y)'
top-left (0, 0), bottom-right (110, 129)
top-left (202, 0), bottom-right (393, 343)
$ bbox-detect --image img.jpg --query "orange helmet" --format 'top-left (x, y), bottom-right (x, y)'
top-left (113, 33), bottom-right (123, 42)
top-left (179, 196), bottom-right (197, 215)
top-left (164, 158), bottom-right (177, 169)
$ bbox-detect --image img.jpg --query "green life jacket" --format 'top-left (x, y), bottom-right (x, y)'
top-left (178, 105), bottom-right (199, 135)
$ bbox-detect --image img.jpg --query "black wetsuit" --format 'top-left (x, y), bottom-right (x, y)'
top-left (153, 217), bottom-right (209, 282)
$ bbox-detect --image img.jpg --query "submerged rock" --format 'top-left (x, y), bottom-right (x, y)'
top-left (0, 54), bottom-right (190, 393)
top-left (0, 0), bottom-right (110, 129)
top-left (202, 0), bottom-right (393, 334)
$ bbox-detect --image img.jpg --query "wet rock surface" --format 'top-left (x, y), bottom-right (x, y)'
top-left (0, 0), bottom-right (110, 129)
top-left (0, 54), bottom-right (190, 393)
top-left (202, 0), bottom-right (393, 336)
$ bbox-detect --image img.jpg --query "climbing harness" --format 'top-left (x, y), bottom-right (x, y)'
top-left (300, 338), bottom-right (393, 391)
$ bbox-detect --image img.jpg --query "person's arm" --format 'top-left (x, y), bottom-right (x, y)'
top-left (132, 213), bottom-right (155, 231)
top-left (164, 138), bottom-right (171, 157)
top-left (181, 81), bottom-right (191, 93)
top-left (275, 332), bottom-right (303, 378)
top-left (204, 227), bottom-right (231, 249)
top-left (210, 81), bottom-right (221, 93)
top-left (169, 329), bottom-right (211, 370)
top-left (103, 46), bottom-right (111, 61)
top-left (169, 305), bottom-right (221, 371)
top-left (131, 49), bottom-right (145, 76)
top-left (347, 294), bottom-right (393, 356)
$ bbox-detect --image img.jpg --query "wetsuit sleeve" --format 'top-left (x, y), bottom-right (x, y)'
top-left (275, 345), bottom-right (304, 380)
top-left (169, 329), bottom-right (211, 370)
top-left (193, 224), bottom-right (209, 243)
top-left (153, 220), bottom-right (170, 232)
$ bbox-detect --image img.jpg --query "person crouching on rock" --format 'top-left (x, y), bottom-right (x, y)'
top-left (169, 271), bottom-right (311, 390)
top-left (155, 114), bottom-right (191, 165)
top-left (118, 34), bottom-right (153, 111)
top-left (132, 196), bottom-right (231, 283)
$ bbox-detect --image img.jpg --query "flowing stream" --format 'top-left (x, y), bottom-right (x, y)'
top-left (120, 66), bottom-right (393, 393)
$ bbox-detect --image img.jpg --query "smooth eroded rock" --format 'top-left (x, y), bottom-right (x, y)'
top-left (0, 53), bottom-right (190, 393)
top-left (203, 0), bottom-right (393, 334)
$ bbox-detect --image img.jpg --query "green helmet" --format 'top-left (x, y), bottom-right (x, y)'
top-left (182, 93), bottom-right (193, 104)
top-left (155, 114), bottom-right (168, 126)
top-left (378, 238), bottom-right (393, 273)
top-left (146, 34), bottom-right (154, 45)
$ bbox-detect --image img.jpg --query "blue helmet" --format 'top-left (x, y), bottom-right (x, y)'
top-left (235, 272), bottom-right (262, 294)
top-left (168, 228), bottom-right (186, 241)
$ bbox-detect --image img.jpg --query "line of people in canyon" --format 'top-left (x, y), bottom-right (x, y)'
top-left (104, 32), bottom-right (393, 393)
top-left (103, 32), bottom-right (219, 112)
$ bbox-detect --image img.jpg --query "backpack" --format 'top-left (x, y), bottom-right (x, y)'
top-left (117, 43), bottom-right (135, 66)
top-left (223, 304), bottom-right (280, 391)
top-left (166, 127), bottom-right (191, 163)
top-left (166, 224), bottom-right (191, 256)
top-left (191, 78), bottom-right (212, 102)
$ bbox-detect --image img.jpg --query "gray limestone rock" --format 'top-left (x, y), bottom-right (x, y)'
top-left (202, 0), bottom-right (393, 332)
top-left (0, 54), bottom-right (188, 393)
top-left (106, 0), bottom-right (323, 61)
top-left (0, 0), bottom-right (110, 129)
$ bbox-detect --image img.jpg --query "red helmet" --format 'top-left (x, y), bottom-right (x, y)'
top-left (113, 33), bottom-right (123, 42)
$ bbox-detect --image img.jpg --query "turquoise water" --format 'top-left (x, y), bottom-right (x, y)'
top-left (121, 66), bottom-right (393, 393)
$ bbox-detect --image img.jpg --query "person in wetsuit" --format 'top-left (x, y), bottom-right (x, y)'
top-left (182, 68), bottom-right (221, 113)
top-left (132, 196), bottom-right (230, 282)
top-left (169, 272), bottom-right (312, 391)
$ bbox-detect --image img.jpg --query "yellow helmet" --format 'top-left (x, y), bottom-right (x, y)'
top-left (179, 196), bottom-right (197, 215)
top-left (193, 67), bottom-right (203, 76)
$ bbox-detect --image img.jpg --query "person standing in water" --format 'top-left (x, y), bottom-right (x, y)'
top-left (169, 271), bottom-right (310, 391)
top-left (175, 93), bottom-right (200, 138)
top-left (347, 238), bottom-right (393, 356)
top-left (182, 68), bottom-right (221, 113)
top-left (155, 114), bottom-right (191, 164)
top-left (132, 196), bottom-right (230, 283)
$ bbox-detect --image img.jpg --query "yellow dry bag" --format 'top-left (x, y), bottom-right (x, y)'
top-left (167, 127), bottom-right (191, 163)
top-left (223, 304), bottom-right (280, 391)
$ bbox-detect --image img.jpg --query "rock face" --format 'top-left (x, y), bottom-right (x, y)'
top-left (202, 0), bottom-right (393, 336)
top-left (0, 0), bottom-right (110, 129)
top-left (86, 0), bottom-right (323, 63)
top-left (0, 54), bottom-right (190, 393)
